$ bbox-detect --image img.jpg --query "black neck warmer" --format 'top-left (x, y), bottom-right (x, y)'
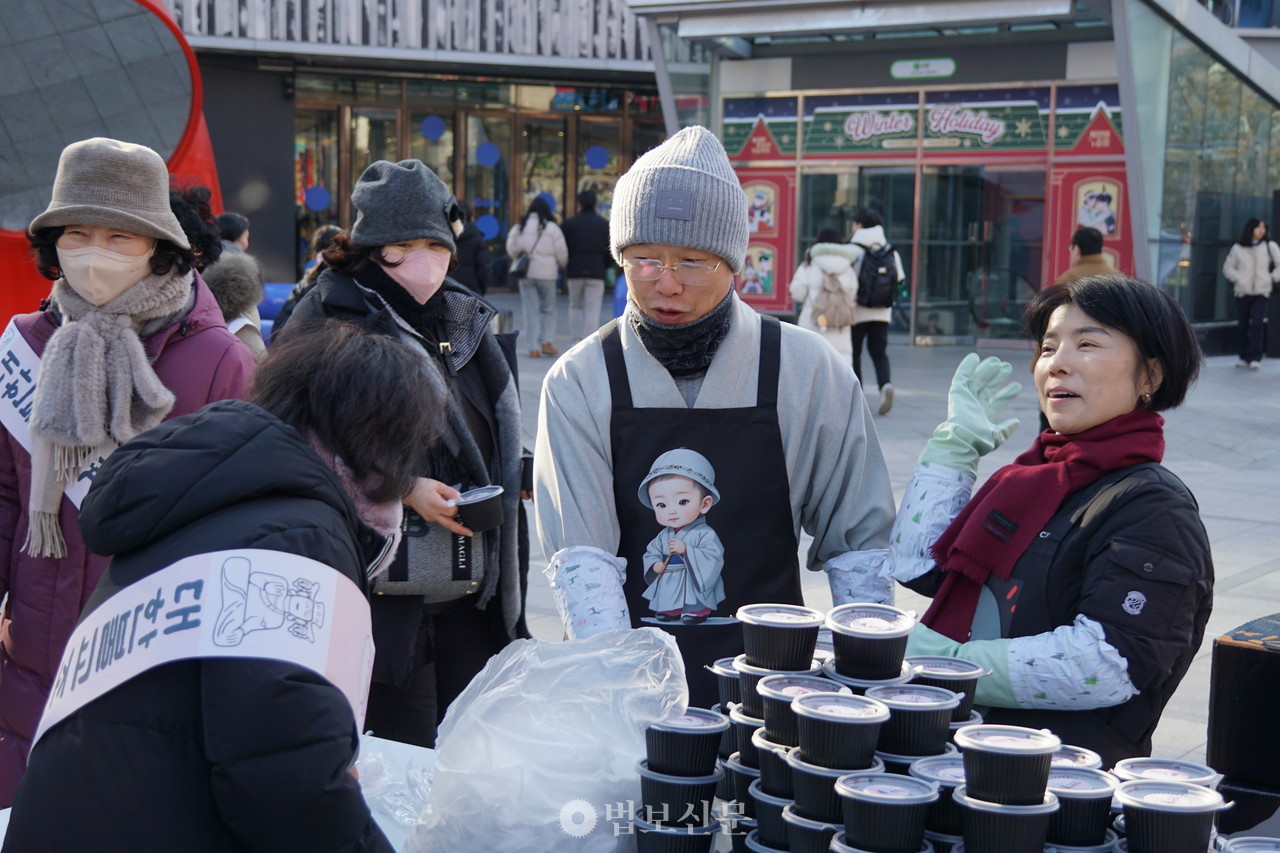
top-left (627, 291), bottom-right (734, 377)
top-left (363, 264), bottom-right (450, 348)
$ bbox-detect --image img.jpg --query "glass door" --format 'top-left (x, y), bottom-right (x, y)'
top-left (919, 166), bottom-right (1044, 339)
top-left (519, 116), bottom-right (568, 221)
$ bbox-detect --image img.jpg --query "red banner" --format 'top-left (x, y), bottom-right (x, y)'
top-left (1047, 165), bottom-right (1133, 279)
top-left (732, 168), bottom-right (797, 314)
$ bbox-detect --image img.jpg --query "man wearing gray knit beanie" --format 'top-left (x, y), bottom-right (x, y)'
top-left (534, 126), bottom-right (897, 707)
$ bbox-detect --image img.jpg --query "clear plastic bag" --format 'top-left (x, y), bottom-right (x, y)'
top-left (403, 628), bottom-right (687, 852)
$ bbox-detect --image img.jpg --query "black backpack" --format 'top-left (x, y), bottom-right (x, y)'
top-left (856, 244), bottom-right (899, 308)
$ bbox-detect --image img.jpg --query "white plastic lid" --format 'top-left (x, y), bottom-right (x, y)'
top-left (733, 653), bottom-right (823, 678)
top-left (1042, 828), bottom-right (1119, 852)
top-left (738, 603), bottom-right (825, 627)
top-left (456, 484), bottom-right (503, 503)
top-left (877, 743), bottom-right (959, 765)
top-left (1051, 745), bottom-right (1104, 769)
top-left (791, 691), bottom-right (890, 723)
top-left (709, 657), bottom-right (739, 678)
top-left (827, 603), bottom-right (916, 638)
top-left (865, 684), bottom-right (962, 711)
top-left (821, 657), bottom-right (917, 688)
top-left (648, 707), bottom-right (730, 734)
top-left (955, 785), bottom-right (1060, 815)
top-left (1045, 767), bottom-right (1118, 798)
top-left (1113, 757), bottom-right (1219, 785)
top-left (728, 703), bottom-right (764, 726)
top-left (750, 727), bottom-right (789, 755)
top-left (1221, 838), bottom-right (1280, 852)
top-left (909, 754), bottom-right (967, 786)
top-left (780, 803), bottom-right (840, 832)
top-left (1114, 780), bottom-right (1228, 813)
top-left (786, 747), bottom-right (885, 778)
top-left (835, 771), bottom-right (940, 805)
top-left (636, 757), bottom-right (724, 786)
top-left (907, 655), bottom-right (988, 680)
top-left (724, 751), bottom-right (762, 777)
top-left (757, 673), bottom-right (844, 702)
top-left (953, 724), bottom-right (1061, 755)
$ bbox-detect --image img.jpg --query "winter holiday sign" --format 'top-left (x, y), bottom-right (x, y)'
top-left (922, 88), bottom-right (1050, 152)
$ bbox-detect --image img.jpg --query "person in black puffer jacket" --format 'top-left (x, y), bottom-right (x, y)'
top-left (3, 322), bottom-right (447, 853)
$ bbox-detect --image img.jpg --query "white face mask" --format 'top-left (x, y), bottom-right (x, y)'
top-left (378, 247), bottom-right (451, 304)
top-left (56, 245), bottom-right (155, 306)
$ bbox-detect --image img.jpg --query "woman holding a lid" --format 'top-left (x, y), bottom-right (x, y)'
top-left (0, 138), bottom-right (255, 805)
top-left (875, 274), bottom-right (1211, 767)
top-left (285, 158), bottom-right (529, 749)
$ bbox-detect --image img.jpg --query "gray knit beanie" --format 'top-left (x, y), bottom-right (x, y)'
top-left (610, 126), bottom-right (748, 274)
top-left (29, 137), bottom-right (189, 248)
top-left (349, 159), bottom-right (463, 252)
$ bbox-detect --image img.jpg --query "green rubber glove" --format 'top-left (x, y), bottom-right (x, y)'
top-left (906, 624), bottom-right (1018, 708)
top-left (918, 352), bottom-right (1022, 479)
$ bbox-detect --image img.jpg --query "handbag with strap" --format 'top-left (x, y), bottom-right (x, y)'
top-left (508, 224), bottom-right (545, 277)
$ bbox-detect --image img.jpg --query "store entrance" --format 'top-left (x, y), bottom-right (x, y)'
top-left (918, 165), bottom-right (1045, 340)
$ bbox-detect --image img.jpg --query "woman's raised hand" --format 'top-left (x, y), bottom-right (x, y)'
top-left (919, 352), bottom-right (1022, 477)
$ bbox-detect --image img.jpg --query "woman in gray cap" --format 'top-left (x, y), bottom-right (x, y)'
top-left (285, 158), bottom-right (528, 749)
top-left (0, 137), bottom-right (256, 805)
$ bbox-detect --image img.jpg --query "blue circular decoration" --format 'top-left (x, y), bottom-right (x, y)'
top-left (476, 214), bottom-right (500, 240)
top-left (584, 145), bottom-right (611, 170)
top-left (475, 142), bottom-right (501, 168)
top-left (420, 114), bottom-right (447, 141)
top-left (304, 186), bottom-right (331, 212)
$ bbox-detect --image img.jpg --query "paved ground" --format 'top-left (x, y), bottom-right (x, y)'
top-left (487, 289), bottom-right (1280, 765)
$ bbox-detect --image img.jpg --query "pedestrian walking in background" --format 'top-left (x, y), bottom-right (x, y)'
top-left (274, 223), bottom-right (342, 336)
top-left (450, 204), bottom-right (492, 296)
top-left (506, 196), bottom-right (568, 358)
top-left (1054, 226), bottom-right (1116, 284)
top-left (2, 323), bottom-right (439, 853)
top-left (284, 158), bottom-right (529, 750)
top-left (1222, 217), bottom-right (1279, 369)
top-left (0, 138), bottom-right (255, 805)
top-left (874, 274), bottom-right (1210, 767)
top-left (561, 190), bottom-right (612, 341)
top-left (216, 210), bottom-right (251, 254)
top-left (849, 208), bottom-right (905, 414)
top-left (788, 226), bottom-right (857, 356)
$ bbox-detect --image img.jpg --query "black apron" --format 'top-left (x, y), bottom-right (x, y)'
top-left (603, 316), bottom-right (801, 709)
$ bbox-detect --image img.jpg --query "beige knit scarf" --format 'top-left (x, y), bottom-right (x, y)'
top-left (24, 270), bottom-right (193, 558)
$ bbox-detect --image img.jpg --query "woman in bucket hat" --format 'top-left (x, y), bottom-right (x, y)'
top-left (285, 158), bottom-right (528, 749)
top-left (0, 137), bottom-right (256, 805)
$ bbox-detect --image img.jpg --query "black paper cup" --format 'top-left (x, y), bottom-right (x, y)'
top-left (748, 779), bottom-right (793, 849)
top-left (781, 803), bottom-right (841, 853)
top-left (793, 691), bottom-right (890, 770)
top-left (1045, 767), bottom-right (1119, 848)
top-left (738, 603), bottom-right (825, 671)
top-left (924, 829), bottom-right (963, 853)
top-left (757, 673), bottom-right (845, 747)
top-left (816, 626), bottom-right (835, 661)
top-left (742, 828), bottom-right (787, 853)
top-left (1043, 827), bottom-right (1119, 852)
top-left (727, 816), bottom-right (758, 853)
top-left (1114, 779), bottom-right (1229, 853)
top-left (751, 729), bottom-right (794, 798)
top-left (725, 752), bottom-right (762, 815)
top-left (832, 831), bottom-right (938, 852)
top-left (910, 753), bottom-right (968, 835)
top-left (638, 758), bottom-right (723, 828)
top-left (709, 657), bottom-right (743, 709)
top-left (866, 684), bottom-right (961, 757)
top-left (710, 704), bottom-right (735, 760)
top-left (715, 757), bottom-right (733, 800)
top-left (823, 658), bottom-right (918, 696)
top-left (1112, 757), bottom-right (1222, 789)
top-left (728, 703), bottom-right (766, 769)
top-left (954, 724), bottom-right (1061, 806)
top-left (954, 785), bottom-right (1059, 853)
top-left (836, 770), bottom-right (939, 853)
top-left (646, 707), bottom-right (731, 777)
top-left (785, 748), bottom-right (884, 823)
top-left (879, 743), bottom-right (959, 776)
top-left (451, 484), bottom-right (504, 532)
top-left (827, 603), bottom-right (917, 680)
top-left (734, 654), bottom-right (824, 718)
top-left (907, 655), bottom-right (988, 723)
top-left (1051, 744), bottom-right (1104, 771)
top-left (633, 813), bottom-right (719, 853)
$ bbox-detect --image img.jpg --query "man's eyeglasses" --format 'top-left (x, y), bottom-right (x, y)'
top-left (622, 258), bottom-right (723, 286)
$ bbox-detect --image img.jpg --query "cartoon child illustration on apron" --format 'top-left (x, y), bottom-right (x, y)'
top-left (638, 449), bottom-right (725, 625)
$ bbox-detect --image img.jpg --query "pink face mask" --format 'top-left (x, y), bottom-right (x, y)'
top-left (377, 247), bottom-right (451, 304)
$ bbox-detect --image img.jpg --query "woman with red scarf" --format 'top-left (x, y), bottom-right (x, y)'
top-left (886, 274), bottom-right (1211, 768)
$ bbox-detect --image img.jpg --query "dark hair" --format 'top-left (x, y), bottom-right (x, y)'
top-left (216, 211), bottom-right (250, 242)
top-left (524, 195), bottom-right (556, 226)
top-left (1070, 227), bottom-right (1104, 256)
top-left (248, 320), bottom-right (447, 502)
top-left (28, 226), bottom-right (194, 281)
top-left (577, 190), bottom-right (597, 210)
top-left (816, 227), bottom-right (841, 244)
top-left (1238, 217), bottom-right (1267, 246)
top-left (1024, 274), bottom-right (1201, 412)
top-left (853, 208), bottom-right (883, 229)
top-left (169, 184), bottom-right (222, 272)
top-left (320, 231), bottom-right (456, 280)
top-left (1095, 193), bottom-right (1112, 205)
top-left (310, 224), bottom-right (343, 256)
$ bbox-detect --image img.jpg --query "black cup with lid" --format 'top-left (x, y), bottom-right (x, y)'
top-left (836, 770), bottom-right (940, 853)
top-left (738, 603), bottom-right (825, 671)
top-left (645, 707), bottom-right (731, 777)
top-left (865, 683), bottom-right (961, 757)
top-left (757, 673), bottom-right (846, 747)
top-left (827, 603), bottom-right (916, 680)
top-left (953, 724), bottom-right (1061, 806)
top-left (1045, 766), bottom-right (1118, 848)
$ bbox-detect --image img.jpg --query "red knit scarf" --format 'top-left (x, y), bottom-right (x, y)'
top-left (920, 409), bottom-right (1165, 641)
